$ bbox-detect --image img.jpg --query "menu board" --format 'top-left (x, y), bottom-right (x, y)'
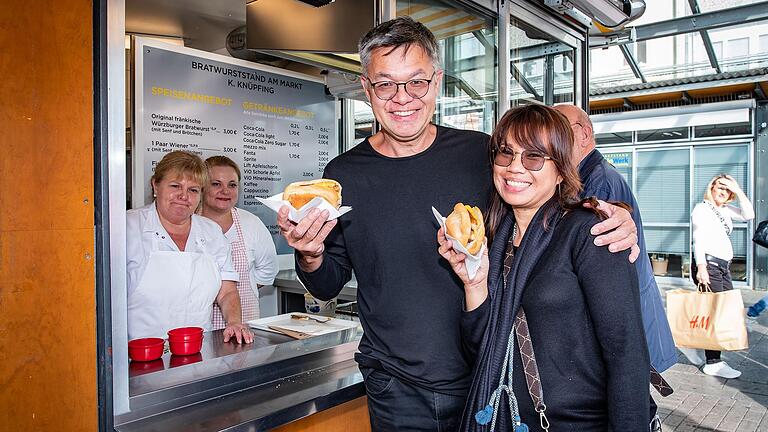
top-left (133, 39), bottom-right (338, 254)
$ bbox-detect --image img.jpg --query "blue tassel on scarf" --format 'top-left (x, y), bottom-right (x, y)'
top-left (475, 404), bottom-right (494, 425)
top-left (513, 416), bottom-right (529, 432)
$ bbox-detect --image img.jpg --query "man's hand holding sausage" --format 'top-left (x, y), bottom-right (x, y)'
top-left (277, 206), bottom-right (337, 273)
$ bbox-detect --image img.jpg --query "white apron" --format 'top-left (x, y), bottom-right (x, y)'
top-left (212, 208), bottom-right (258, 329)
top-left (127, 234), bottom-right (221, 340)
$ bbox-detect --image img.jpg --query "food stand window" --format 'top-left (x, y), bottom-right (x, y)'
top-left (397, 0), bottom-right (498, 133)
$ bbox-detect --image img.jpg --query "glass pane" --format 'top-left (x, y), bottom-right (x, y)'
top-left (694, 121), bottom-right (751, 138)
top-left (590, 45), bottom-right (643, 91)
top-left (595, 131), bottom-right (632, 145)
top-left (698, 0), bottom-right (764, 13)
top-left (398, 0), bottom-right (497, 133)
top-left (353, 100), bottom-right (373, 147)
top-left (508, 18), bottom-right (575, 106)
top-left (643, 33), bottom-right (716, 82)
top-left (637, 126), bottom-right (689, 142)
top-left (633, 1), bottom-right (688, 25)
top-left (693, 144), bottom-right (749, 282)
top-left (732, 227), bottom-right (748, 259)
top-left (645, 227), bottom-right (690, 256)
top-left (707, 22), bottom-right (768, 72)
top-left (602, 151), bottom-right (633, 186)
top-left (636, 148), bottom-right (690, 224)
top-left (693, 144), bottom-right (749, 209)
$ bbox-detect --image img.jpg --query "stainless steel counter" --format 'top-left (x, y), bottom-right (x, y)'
top-left (115, 325), bottom-right (364, 431)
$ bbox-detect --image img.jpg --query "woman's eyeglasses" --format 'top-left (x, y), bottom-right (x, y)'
top-left (493, 146), bottom-right (552, 171)
top-left (364, 72), bottom-right (436, 101)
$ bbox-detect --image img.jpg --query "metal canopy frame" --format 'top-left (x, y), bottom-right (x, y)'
top-left (633, 1), bottom-right (768, 42)
top-left (593, 0), bottom-right (768, 82)
top-left (687, 0), bottom-right (721, 74)
top-left (619, 43), bottom-right (646, 83)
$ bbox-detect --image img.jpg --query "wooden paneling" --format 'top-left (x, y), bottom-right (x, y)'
top-left (0, 0), bottom-right (97, 431)
top-left (271, 397), bottom-right (372, 432)
top-left (629, 92), bottom-right (683, 105)
top-left (589, 99), bottom-right (624, 111)
top-left (687, 83), bottom-right (755, 98)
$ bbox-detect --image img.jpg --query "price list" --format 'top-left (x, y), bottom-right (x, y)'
top-left (134, 40), bottom-right (338, 254)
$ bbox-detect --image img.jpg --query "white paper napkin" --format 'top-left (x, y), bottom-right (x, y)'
top-left (258, 193), bottom-right (352, 223)
top-left (432, 206), bottom-right (485, 279)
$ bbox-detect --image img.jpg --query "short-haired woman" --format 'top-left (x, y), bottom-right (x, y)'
top-left (690, 174), bottom-right (754, 378)
top-left (439, 105), bottom-right (650, 431)
top-left (126, 151), bottom-right (252, 343)
top-left (201, 155), bottom-right (278, 325)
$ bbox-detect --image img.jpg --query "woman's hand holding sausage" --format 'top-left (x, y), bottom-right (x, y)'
top-left (437, 227), bottom-right (488, 311)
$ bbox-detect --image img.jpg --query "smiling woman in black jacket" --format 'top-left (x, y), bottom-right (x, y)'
top-left (438, 105), bottom-right (650, 431)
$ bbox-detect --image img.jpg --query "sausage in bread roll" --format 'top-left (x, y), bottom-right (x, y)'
top-left (283, 179), bottom-right (342, 209)
top-left (445, 203), bottom-right (485, 255)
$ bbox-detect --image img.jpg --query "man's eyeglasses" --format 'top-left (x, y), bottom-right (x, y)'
top-left (364, 72), bottom-right (436, 101)
top-left (493, 146), bottom-right (552, 171)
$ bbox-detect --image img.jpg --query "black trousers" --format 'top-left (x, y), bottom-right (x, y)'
top-left (361, 367), bottom-right (466, 432)
top-left (692, 254), bottom-right (734, 363)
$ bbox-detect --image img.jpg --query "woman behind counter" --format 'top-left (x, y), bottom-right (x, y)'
top-left (201, 155), bottom-right (278, 326)
top-left (690, 174), bottom-right (754, 378)
top-left (126, 150), bottom-right (253, 343)
top-left (439, 105), bottom-right (650, 431)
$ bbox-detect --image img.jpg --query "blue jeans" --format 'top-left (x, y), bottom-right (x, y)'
top-left (362, 367), bottom-right (466, 431)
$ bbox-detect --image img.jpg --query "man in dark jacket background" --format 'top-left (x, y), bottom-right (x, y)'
top-left (556, 104), bottom-right (678, 431)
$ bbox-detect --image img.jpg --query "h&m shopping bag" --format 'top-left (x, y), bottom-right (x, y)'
top-left (666, 286), bottom-right (748, 351)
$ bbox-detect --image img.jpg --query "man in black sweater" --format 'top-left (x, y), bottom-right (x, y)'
top-left (277, 17), bottom-right (640, 431)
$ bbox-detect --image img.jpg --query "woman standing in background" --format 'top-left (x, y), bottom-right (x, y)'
top-left (691, 174), bottom-right (754, 378)
top-left (202, 155), bottom-right (279, 326)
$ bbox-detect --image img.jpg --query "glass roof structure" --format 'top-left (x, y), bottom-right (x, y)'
top-left (589, 0), bottom-right (768, 96)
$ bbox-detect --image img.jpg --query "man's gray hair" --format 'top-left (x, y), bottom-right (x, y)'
top-left (358, 16), bottom-right (442, 76)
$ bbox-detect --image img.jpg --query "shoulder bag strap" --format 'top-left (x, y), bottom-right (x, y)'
top-left (705, 201), bottom-right (732, 235)
top-left (514, 310), bottom-right (550, 429)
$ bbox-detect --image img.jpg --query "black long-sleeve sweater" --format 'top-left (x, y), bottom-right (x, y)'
top-left (297, 125), bottom-right (493, 394)
top-left (510, 209), bottom-right (650, 430)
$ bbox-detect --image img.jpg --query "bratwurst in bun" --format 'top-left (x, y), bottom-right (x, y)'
top-left (445, 203), bottom-right (485, 255)
top-left (283, 179), bottom-right (342, 209)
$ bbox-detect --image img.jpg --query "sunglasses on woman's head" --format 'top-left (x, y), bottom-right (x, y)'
top-left (493, 145), bottom-right (552, 171)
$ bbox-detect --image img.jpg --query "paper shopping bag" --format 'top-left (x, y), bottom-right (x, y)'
top-left (666, 288), bottom-right (748, 351)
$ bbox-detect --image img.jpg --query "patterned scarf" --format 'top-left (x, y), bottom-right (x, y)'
top-left (460, 197), bottom-right (564, 431)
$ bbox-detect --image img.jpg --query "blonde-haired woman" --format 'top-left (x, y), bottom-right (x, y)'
top-left (690, 174), bottom-right (754, 378)
top-left (126, 150), bottom-right (253, 344)
top-left (201, 155), bottom-right (278, 326)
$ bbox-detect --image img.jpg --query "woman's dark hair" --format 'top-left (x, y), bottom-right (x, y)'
top-left (485, 104), bottom-right (583, 241)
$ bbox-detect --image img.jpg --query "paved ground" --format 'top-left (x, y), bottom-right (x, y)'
top-left (655, 285), bottom-right (768, 431)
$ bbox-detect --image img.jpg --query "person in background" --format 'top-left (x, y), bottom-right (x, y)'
top-left (555, 104), bottom-right (677, 430)
top-left (690, 174), bottom-right (754, 378)
top-left (126, 150), bottom-right (253, 343)
top-left (747, 293), bottom-right (768, 318)
top-left (276, 17), bottom-right (640, 431)
top-left (202, 156), bottom-right (279, 325)
top-left (748, 223), bottom-right (768, 318)
top-left (441, 105), bottom-right (649, 431)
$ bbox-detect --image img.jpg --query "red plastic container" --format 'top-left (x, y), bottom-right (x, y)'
top-left (168, 335), bottom-right (203, 356)
top-left (128, 337), bottom-right (165, 362)
top-left (167, 327), bottom-right (204, 341)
